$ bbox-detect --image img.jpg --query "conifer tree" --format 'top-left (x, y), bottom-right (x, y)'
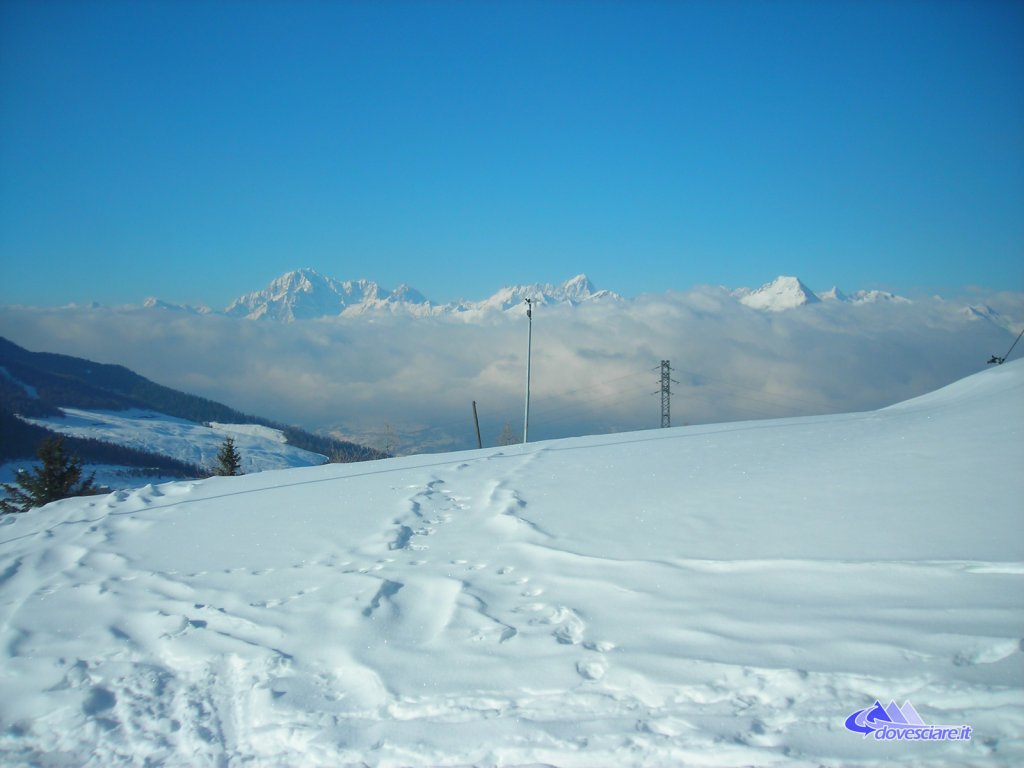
top-left (0, 437), bottom-right (96, 514)
top-left (214, 436), bottom-right (242, 476)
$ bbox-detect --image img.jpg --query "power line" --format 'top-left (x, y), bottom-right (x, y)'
top-left (989, 326), bottom-right (1024, 365)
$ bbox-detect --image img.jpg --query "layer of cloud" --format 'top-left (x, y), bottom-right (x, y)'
top-left (1, 288), bottom-right (1020, 453)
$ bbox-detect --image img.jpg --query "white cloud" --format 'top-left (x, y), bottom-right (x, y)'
top-left (1, 288), bottom-right (1019, 453)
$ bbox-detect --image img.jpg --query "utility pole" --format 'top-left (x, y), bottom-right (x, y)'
top-left (471, 401), bottom-right (482, 449)
top-left (523, 298), bottom-right (533, 443)
top-left (657, 360), bottom-right (679, 428)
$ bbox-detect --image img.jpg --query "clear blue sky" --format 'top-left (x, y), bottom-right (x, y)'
top-left (1, 0), bottom-right (1022, 308)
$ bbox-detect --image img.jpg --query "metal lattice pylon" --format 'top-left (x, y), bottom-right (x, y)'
top-left (658, 360), bottom-right (679, 428)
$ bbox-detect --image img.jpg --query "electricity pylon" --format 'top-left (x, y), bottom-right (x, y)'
top-left (657, 360), bottom-right (679, 428)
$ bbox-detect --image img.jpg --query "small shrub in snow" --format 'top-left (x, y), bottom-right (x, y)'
top-left (0, 437), bottom-right (97, 514)
top-left (213, 436), bottom-right (243, 477)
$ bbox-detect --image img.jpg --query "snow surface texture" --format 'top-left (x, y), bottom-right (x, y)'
top-left (19, 409), bottom-right (327, 476)
top-left (1, 362), bottom-right (1022, 766)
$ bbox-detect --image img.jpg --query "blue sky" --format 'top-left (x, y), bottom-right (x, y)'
top-left (1, 0), bottom-right (1021, 308)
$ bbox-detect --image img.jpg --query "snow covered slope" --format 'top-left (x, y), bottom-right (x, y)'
top-left (0, 362), bottom-right (1021, 766)
top-left (20, 408), bottom-right (328, 475)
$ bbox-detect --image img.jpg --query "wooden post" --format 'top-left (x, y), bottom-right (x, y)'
top-left (472, 400), bottom-right (482, 449)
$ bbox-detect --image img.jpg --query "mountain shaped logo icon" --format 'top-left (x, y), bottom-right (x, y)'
top-left (844, 699), bottom-right (972, 742)
top-left (845, 700), bottom-right (925, 735)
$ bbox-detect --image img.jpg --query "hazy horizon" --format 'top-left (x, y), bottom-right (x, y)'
top-left (3, 281), bottom-right (1020, 454)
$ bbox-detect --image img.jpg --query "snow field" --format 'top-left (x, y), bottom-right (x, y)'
top-left (20, 408), bottom-right (327, 475)
top-left (0, 361), bottom-right (1022, 766)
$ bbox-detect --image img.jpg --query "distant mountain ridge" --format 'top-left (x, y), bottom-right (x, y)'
top-left (112, 270), bottom-right (1013, 331)
top-left (219, 269), bottom-right (618, 321)
top-left (224, 270), bottom-right (437, 321)
top-left (185, 269), bottom-right (928, 321)
top-left (732, 276), bottom-right (919, 312)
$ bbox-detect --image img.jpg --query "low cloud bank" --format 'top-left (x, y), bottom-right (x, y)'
top-left (1, 287), bottom-right (1020, 453)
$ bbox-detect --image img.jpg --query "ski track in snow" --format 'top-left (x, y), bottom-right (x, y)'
top-left (1, 362), bottom-right (1023, 766)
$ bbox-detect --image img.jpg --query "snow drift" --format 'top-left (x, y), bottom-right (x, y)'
top-left (0, 361), bottom-right (1021, 766)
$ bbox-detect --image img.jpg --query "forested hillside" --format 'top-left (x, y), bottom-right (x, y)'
top-left (0, 337), bottom-right (385, 464)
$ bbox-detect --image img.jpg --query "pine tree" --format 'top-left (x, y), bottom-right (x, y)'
top-left (0, 437), bottom-right (96, 514)
top-left (214, 436), bottom-right (242, 476)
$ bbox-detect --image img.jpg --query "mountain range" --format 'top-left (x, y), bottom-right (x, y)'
top-left (135, 270), bottom-right (1013, 328)
top-left (147, 270), bottom-right (620, 322)
top-left (732, 275), bottom-right (914, 311)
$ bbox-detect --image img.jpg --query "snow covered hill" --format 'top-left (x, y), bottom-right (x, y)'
top-left (0, 336), bottom-right (385, 486)
top-left (20, 408), bottom-right (329, 476)
top-left (1, 360), bottom-right (1021, 766)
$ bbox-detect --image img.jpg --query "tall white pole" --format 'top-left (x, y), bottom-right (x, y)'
top-left (523, 298), bottom-right (532, 444)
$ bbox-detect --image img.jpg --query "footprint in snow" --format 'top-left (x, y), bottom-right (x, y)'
top-left (576, 659), bottom-right (607, 681)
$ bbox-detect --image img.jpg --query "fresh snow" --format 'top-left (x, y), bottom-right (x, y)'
top-left (738, 276), bottom-right (822, 311)
top-left (19, 408), bottom-right (327, 475)
top-left (0, 362), bottom-right (1021, 766)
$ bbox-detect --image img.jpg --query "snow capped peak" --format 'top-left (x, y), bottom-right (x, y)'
top-left (817, 286), bottom-right (848, 302)
top-left (849, 289), bottom-right (912, 305)
top-left (733, 279), bottom-right (914, 311)
top-left (220, 270), bottom-right (620, 321)
top-left (274, 267), bottom-right (325, 291)
top-left (476, 274), bottom-right (619, 313)
top-left (140, 269), bottom-right (962, 322)
top-left (960, 302), bottom-right (1021, 334)
top-left (142, 297), bottom-right (210, 314)
top-left (389, 283), bottom-right (429, 304)
top-left (225, 270), bottom-right (431, 321)
top-left (560, 273), bottom-right (595, 300)
top-left (738, 276), bottom-right (821, 311)
top-left (143, 297), bottom-right (177, 310)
